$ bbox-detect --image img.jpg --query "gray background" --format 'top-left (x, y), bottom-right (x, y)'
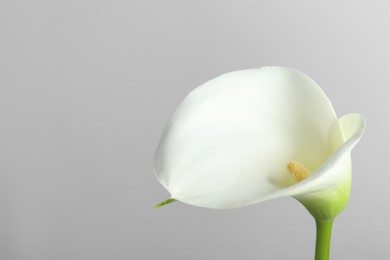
top-left (0, 1), bottom-right (388, 259)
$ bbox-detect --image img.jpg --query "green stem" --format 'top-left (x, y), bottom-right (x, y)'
top-left (314, 218), bottom-right (334, 260)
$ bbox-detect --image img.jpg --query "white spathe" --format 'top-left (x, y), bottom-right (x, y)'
top-left (154, 67), bottom-right (365, 212)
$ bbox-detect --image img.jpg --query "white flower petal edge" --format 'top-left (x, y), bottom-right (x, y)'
top-left (154, 67), bottom-right (365, 214)
top-left (263, 113), bottom-right (365, 219)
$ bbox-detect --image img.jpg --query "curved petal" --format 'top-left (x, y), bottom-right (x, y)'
top-left (291, 114), bottom-right (365, 219)
top-left (265, 114), bottom-right (365, 207)
top-left (154, 67), bottom-right (341, 209)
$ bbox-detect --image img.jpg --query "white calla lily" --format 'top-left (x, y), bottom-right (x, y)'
top-left (154, 66), bottom-right (365, 221)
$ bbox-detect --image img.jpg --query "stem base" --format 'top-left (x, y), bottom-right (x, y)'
top-left (315, 218), bottom-right (334, 260)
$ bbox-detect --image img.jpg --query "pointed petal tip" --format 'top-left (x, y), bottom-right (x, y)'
top-left (153, 198), bottom-right (176, 209)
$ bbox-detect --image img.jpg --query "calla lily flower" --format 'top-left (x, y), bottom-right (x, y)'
top-left (154, 66), bottom-right (365, 221)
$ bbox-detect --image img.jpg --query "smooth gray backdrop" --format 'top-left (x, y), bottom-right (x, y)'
top-left (0, 1), bottom-right (388, 259)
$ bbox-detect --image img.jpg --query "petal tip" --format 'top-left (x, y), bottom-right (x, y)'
top-left (153, 198), bottom-right (176, 209)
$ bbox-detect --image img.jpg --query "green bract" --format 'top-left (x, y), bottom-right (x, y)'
top-left (154, 66), bottom-right (365, 221)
